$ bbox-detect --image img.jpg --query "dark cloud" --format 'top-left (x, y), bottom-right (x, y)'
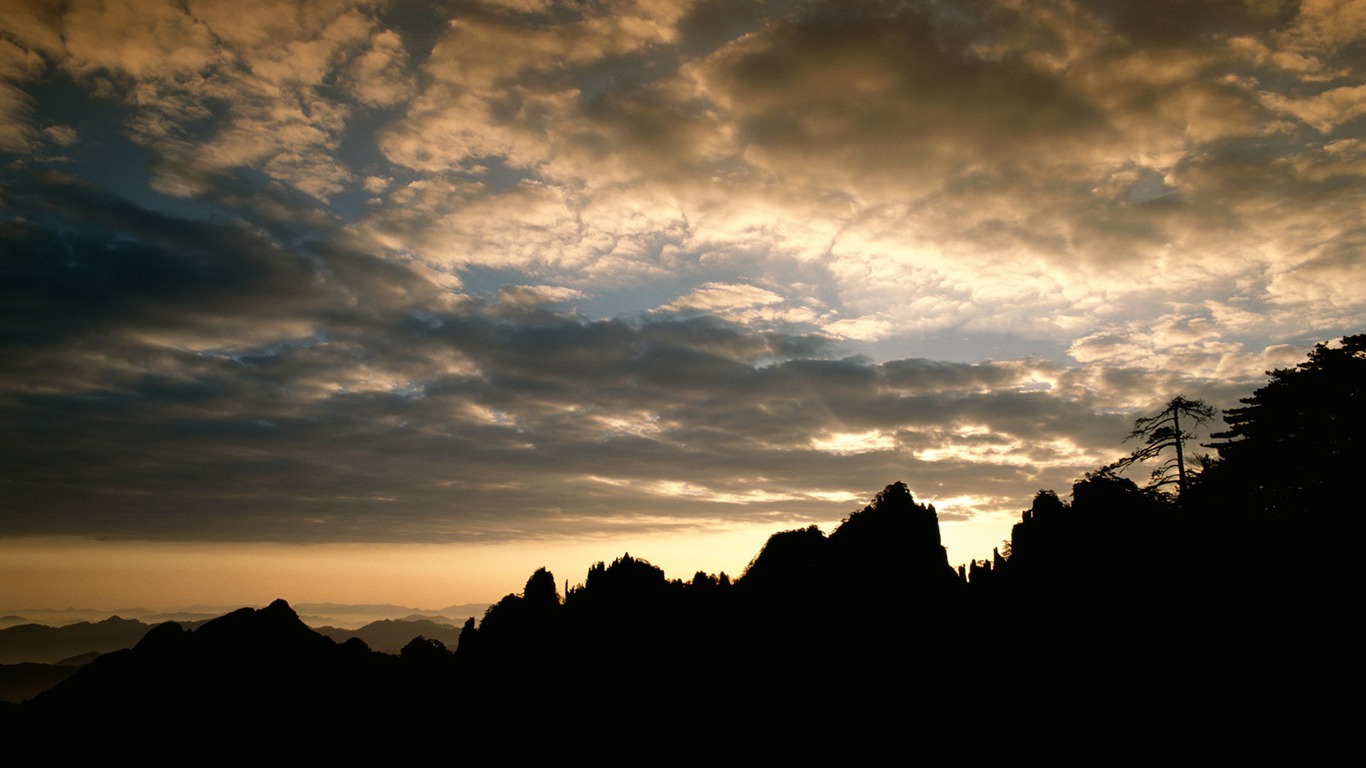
top-left (703, 4), bottom-right (1103, 183)
top-left (1, 174), bottom-right (1135, 541)
top-left (1087, 0), bottom-right (1300, 46)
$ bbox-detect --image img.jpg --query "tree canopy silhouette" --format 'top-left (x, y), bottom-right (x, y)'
top-left (1204, 334), bottom-right (1364, 519)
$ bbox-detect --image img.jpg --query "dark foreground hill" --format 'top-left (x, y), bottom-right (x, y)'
top-left (5, 479), bottom-right (1345, 754)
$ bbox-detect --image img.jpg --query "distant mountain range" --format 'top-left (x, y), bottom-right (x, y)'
top-left (0, 602), bottom-right (490, 630)
top-left (0, 616), bottom-right (159, 665)
top-left (0, 610), bottom-right (478, 665)
top-left (313, 618), bottom-right (464, 654)
top-left (0, 609), bottom-right (479, 703)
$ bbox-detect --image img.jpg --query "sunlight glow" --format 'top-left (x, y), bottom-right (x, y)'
top-left (0, 528), bottom-right (794, 612)
top-left (587, 476), bottom-right (807, 505)
top-left (593, 411), bottom-right (664, 438)
top-left (809, 430), bottom-right (897, 455)
top-left (915, 435), bottom-right (1095, 467)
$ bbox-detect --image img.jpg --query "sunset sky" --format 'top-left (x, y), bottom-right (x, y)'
top-left (3, 0), bottom-right (1363, 612)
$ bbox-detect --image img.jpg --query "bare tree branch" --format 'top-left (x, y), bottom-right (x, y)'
top-left (1112, 396), bottom-right (1218, 495)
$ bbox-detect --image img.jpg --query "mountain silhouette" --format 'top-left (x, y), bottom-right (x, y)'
top-left (8, 337), bottom-right (1357, 752)
top-left (4, 480), bottom-right (1336, 751)
top-left (0, 616), bottom-right (154, 664)
top-left (12, 599), bottom-right (406, 736)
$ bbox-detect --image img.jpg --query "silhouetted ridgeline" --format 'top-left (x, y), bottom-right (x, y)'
top-left (4, 336), bottom-right (1358, 751)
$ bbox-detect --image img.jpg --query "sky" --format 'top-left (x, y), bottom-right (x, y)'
top-left (2, 0), bottom-right (1363, 612)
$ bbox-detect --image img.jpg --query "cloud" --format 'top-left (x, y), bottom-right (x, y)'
top-left (822, 314), bottom-right (894, 342)
top-left (344, 28), bottom-right (416, 108)
top-left (2, 0), bottom-right (1361, 551)
top-left (8, 0), bottom-right (1338, 358)
top-left (496, 284), bottom-right (589, 306)
top-left (697, 3), bottom-right (1102, 189)
top-left (0, 0), bottom-right (421, 201)
top-left (0, 80), bottom-right (39, 152)
top-left (656, 281), bottom-right (828, 327)
top-left (61, 0), bottom-right (219, 79)
top-left (1262, 84), bottom-right (1366, 133)
top-left (0, 11), bottom-right (53, 152)
top-left (377, 1), bottom-right (687, 175)
top-left (1, 173), bottom-right (1144, 542)
top-left (1267, 241), bottom-right (1366, 311)
top-left (1281, 0), bottom-right (1366, 55)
